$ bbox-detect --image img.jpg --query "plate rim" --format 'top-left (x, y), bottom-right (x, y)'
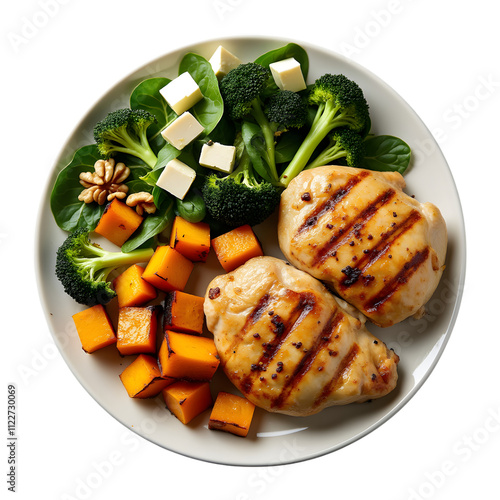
top-left (34, 35), bottom-right (466, 467)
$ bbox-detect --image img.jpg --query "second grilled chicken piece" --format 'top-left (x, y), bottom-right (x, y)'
top-left (204, 256), bottom-right (399, 417)
top-left (278, 166), bottom-right (447, 327)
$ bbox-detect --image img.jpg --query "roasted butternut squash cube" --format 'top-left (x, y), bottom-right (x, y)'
top-left (208, 392), bottom-right (256, 437)
top-left (158, 331), bottom-right (219, 380)
top-left (116, 305), bottom-right (160, 356)
top-left (211, 224), bottom-right (263, 272)
top-left (113, 264), bottom-right (157, 308)
top-left (94, 198), bottom-right (143, 247)
top-left (162, 380), bottom-right (212, 424)
top-left (142, 245), bottom-right (194, 292)
top-left (163, 290), bottom-right (205, 335)
top-left (119, 354), bottom-right (173, 398)
top-left (170, 216), bottom-right (211, 262)
top-left (72, 304), bottom-right (116, 353)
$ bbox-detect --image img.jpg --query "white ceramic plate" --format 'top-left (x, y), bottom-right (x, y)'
top-left (36, 37), bottom-right (465, 466)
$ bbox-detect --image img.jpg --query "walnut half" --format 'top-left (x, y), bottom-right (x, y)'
top-left (126, 192), bottom-right (157, 216)
top-left (78, 158), bottom-right (130, 205)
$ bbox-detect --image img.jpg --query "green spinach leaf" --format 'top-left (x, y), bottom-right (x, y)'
top-left (175, 190), bottom-right (206, 223)
top-left (178, 52), bottom-right (224, 135)
top-left (254, 43), bottom-right (309, 81)
top-left (208, 113), bottom-right (237, 146)
top-left (50, 146), bottom-right (157, 233)
top-left (361, 135), bottom-right (411, 174)
top-left (141, 142), bottom-right (181, 187)
top-left (50, 145), bottom-right (106, 232)
top-left (275, 130), bottom-right (303, 164)
top-left (121, 196), bottom-right (175, 252)
top-left (241, 121), bottom-right (273, 183)
top-left (125, 178), bottom-right (153, 195)
top-left (130, 77), bottom-right (175, 141)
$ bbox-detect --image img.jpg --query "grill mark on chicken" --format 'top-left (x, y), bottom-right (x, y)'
top-left (225, 292), bottom-right (273, 358)
top-left (270, 310), bottom-right (344, 410)
top-left (296, 171), bottom-right (370, 235)
top-left (259, 292), bottom-right (317, 365)
top-left (310, 188), bottom-right (396, 267)
top-left (313, 343), bottom-right (360, 410)
top-left (339, 209), bottom-right (423, 288)
top-left (364, 247), bottom-right (430, 313)
top-left (247, 293), bottom-right (272, 325)
top-left (240, 291), bottom-right (317, 394)
top-left (205, 256), bottom-right (401, 415)
top-left (377, 358), bottom-right (398, 384)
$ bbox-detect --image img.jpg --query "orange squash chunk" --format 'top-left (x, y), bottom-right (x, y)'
top-left (119, 354), bottom-right (173, 398)
top-left (170, 216), bottom-right (211, 262)
top-left (158, 330), bottom-right (219, 380)
top-left (113, 264), bottom-right (157, 308)
top-left (72, 304), bottom-right (116, 353)
top-left (162, 380), bottom-right (212, 424)
top-left (116, 305), bottom-right (159, 356)
top-left (142, 245), bottom-right (194, 292)
top-left (163, 290), bottom-right (205, 335)
top-left (208, 392), bottom-right (256, 437)
top-left (211, 224), bottom-right (263, 272)
top-left (94, 198), bottom-right (143, 247)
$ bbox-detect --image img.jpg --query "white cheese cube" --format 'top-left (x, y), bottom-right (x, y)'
top-left (209, 45), bottom-right (242, 79)
top-left (156, 158), bottom-right (196, 200)
top-left (199, 142), bottom-right (236, 173)
top-left (161, 112), bottom-right (204, 150)
top-left (159, 72), bottom-right (203, 115)
top-left (269, 58), bottom-right (307, 92)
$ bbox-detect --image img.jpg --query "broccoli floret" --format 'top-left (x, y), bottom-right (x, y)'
top-left (279, 74), bottom-right (370, 186)
top-left (220, 63), bottom-right (271, 119)
top-left (93, 108), bottom-right (158, 169)
top-left (305, 128), bottom-right (366, 170)
top-left (55, 229), bottom-right (154, 306)
top-left (219, 63), bottom-right (280, 184)
top-left (264, 90), bottom-right (308, 132)
top-left (202, 147), bottom-right (281, 228)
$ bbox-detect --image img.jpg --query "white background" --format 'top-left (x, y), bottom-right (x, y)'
top-left (2, 0), bottom-right (499, 498)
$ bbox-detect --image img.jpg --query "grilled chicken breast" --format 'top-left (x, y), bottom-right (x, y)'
top-left (204, 256), bottom-right (399, 417)
top-left (278, 166), bottom-right (447, 327)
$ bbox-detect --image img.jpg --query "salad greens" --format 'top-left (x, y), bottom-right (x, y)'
top-left (361, 135), bottom-right (411, 174)
top-left (50, 42), bottom-right (412, 251)
top-left (254, 42), bottom-right (309, 84)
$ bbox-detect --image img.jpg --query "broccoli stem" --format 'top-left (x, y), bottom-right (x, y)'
top-left (136, 127), bottom-right (159, 169)
top-left (118, 146), bottom-right (158, 169)
top-left (279, 100), bottom-right (340, 186)
top-left (250, 100), bottom-right (279, 184)
top-left (230, 148), bottom-right (254, 185)
top-left (239, 152), bottom-right (255, 186)
top-left (109, 145), bottom-right (157, 169)
top-left (304, 145), bottom-right (345, 170)
top-left (109, 127), bottom-right (158, 169)
top-left (77, 246), bottom-right (154, 281)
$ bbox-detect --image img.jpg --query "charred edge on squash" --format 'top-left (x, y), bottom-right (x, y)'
top-left (163, 292), bottom-right (176, 329)
top-left (136, 377), bottom-right (165, 398)
top-left (165, 332), bottom-right (175, 357)
top-left (102, 201), bottom-right (112, 216)
top-left (208, 419), bottom-right (248, 431)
